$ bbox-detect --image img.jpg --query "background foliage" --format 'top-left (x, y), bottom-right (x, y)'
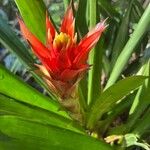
top-left (0, 0), bottom-right (150, 150)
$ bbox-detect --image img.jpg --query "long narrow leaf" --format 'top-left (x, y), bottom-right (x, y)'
top-left (98, 0), bottom-right (120, 19)
top-left (0, 16), bottom-right (34, 69)
top-left (105, 3), bottom-right (150, 89)
top-left (87, 76), bottom-right (147, 129)
top-left (88, 0), bottom-right (103, 105)
top-left (75, 0), bottom-right (88, 37)
top-left (124, 61), bottom-right (150, 133)
top-left (111, 0), bottom-right (134, 67)
top-left (133, 108), bottom-right (150, 137)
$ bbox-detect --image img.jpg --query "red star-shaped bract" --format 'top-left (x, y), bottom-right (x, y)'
top-left (18, 5), bottom-right (106, 99)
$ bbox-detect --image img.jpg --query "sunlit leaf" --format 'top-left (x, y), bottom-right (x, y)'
top-left (87, 76), bottom-right (147, 129)
top-left (0, 116), bottom-right (113, 150)
top-left (14, 0), bottom-right (46, 43)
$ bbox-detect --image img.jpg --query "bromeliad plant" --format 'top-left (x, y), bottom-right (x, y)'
top-left (18, 6), bottom-right (106, 122)
top-left (0, 0), bottom-right (150, 150)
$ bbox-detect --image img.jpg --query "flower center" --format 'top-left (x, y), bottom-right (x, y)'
top-left (53, 32), bottom-right (71, 50)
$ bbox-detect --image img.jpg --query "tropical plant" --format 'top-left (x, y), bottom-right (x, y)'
top-left (0, 0), bottom-right (150, 150)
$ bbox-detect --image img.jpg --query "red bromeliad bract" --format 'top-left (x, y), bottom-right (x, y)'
top-left (19, 5), bottom-right (106, 122)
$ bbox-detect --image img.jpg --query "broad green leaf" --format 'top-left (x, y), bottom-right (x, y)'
top-left (105, 3), bottom-right (150, 89)
top-left (0, 16), bottom-right (34, 69)
top-left (87, 76), bottom-right (147, 129)
top-left (0, 139), bottom-right (47, 150)
top-left (0, 116), bottom-right (113, 150)
top-left (0, 94), bottom-right (84, 133)
top-left (0, 65), bottom-right (69, 119)
top-left (14, 0), bottom-right (46, 43)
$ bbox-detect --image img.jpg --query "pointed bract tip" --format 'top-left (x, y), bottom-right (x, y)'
top-left (101, 17), bottom-right (109, 29)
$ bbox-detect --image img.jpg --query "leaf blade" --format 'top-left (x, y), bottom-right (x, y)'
top-left (14, 0), bottom-right (46, 43)
top-left (0, 65), bottom-right (69, 119)
top-left (0, 116), bottom-right (113, 150)
top-left (0, 16), bottom-right (34, 69)
top-left (0, 93), bottom-right (83, 133)
top-left (105, 3), bottom-right (150, 89)
top-left (87, 76), bottom-right (147, 129)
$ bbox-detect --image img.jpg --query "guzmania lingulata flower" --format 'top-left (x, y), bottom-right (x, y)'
top-left (18, 4), bottom-right (107, 123)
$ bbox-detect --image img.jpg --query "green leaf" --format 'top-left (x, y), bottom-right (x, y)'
top-left (111, 0), bottom-right (134, 67)
top-left (75, 0), bottom-right (89, 110)
top-left (88, 0), bottom-right (97, 104)
top-left (88, 39), bottom-right (104, 106)
top-left (99, 94), bottom-right (134, 135)
top-left (97, 0), bottom-right (120, 19)
top-left (0, 116), bottom-right (113, 150)
top-left (14, 0), bottom-right (46, 43)
top-left (88, 0), bottom-right (104, 105)
top-left (63, 0), bottom-right (70, 10)
top-left (75, 0), bottom-right (88, 37)
top-left (105, 3), bottom-right (150, 89)
top-left (0, 94), bottom-right (84, 133)
top-left (123, 61), bottom-right (150, 133)
top-left (133, 108), bottom-right (150, 137)
top-left (87, 76), bottom-right (147, 129)
top-left (133, 1), bottom-right (144, 17)
top-left (0, 65), bottom-right (69, 119)
top-left (0, 16), bottom-right (34, 69)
